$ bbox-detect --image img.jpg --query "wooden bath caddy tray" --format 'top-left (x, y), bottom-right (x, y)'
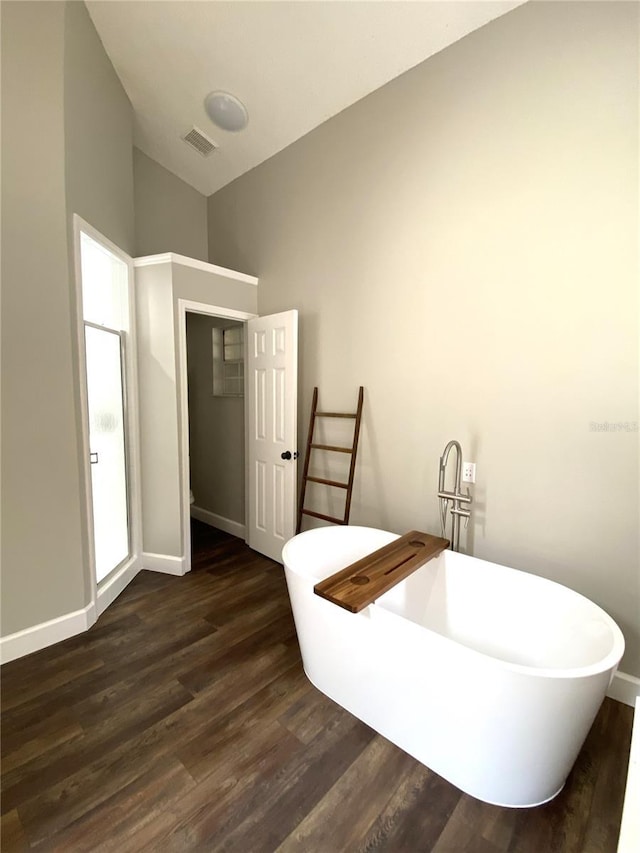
top-left (314, 530), bottom-right (449, 613)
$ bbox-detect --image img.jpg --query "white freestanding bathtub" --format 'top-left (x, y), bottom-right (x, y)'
top-left (282, 526), bottom-right (625, 808)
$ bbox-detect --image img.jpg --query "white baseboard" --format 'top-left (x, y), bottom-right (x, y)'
top-left (0, 558), bottom-right (144, 664)
top-left (190, 505), bottom-right (246, 540)
top-left (0, 603), bottom-right (96, 665)
top-left (608, 671), bottom-right (640, 707)
top-left (96, 559), bottom-right (141, 618)
top-left (142, 552), bottom-right (188, 576)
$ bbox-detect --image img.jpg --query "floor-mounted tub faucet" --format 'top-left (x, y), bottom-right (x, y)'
top-left (438, 440), bottom-right (472, 552)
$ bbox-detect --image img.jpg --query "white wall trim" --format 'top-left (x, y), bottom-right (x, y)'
top-left (177, 299), bottom-right (257, 575)
top-left (179, 299), bottom-right (255, 324)
top-left (191, 505), bottom-right (246, 540)
top-left (607, 670), bottom-right (640, 707)
top-left (133, 252), bottom-right (259, 286)
top-left (133, 252), bottom-right (173, 267)
top-left (0, 603), bottom-right (96, 665)
top-left (142, 552), bottom-right (188, 576)
top-left (96, 559), bottom-right (141, 618)
top-left (0, 555), bottom-right (145, 664)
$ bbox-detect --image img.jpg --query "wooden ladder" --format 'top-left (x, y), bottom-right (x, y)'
top-left (296, 386), bottom-right (364, 534)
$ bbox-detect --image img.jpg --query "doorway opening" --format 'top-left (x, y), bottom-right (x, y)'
top-left (178, 301), bottom-right (299, 569)
top-left (185, 312), bottom-right (247, 554)
top-left (177, 300), bottom-right (255, 573)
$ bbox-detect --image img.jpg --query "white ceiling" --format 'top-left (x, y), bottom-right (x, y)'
top-left (86, 1), bottom-right (525, 197)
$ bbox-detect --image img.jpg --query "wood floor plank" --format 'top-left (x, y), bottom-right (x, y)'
top-left (205, 711), bottom-right (376, 852)
top-left (0, 719), bottom-right (85, 776)
top-left (480, 806), bottom-right (519, 851)
top-left (279, 684), bottom-right (350, 745)
top-left (357, 763), bottom-right (461, 852)
top-left (0, 643), bottom-right (106, 694)
top-left (430, 796), bottom-right (505, 853)
top-left (0, 612), bottom-right (140, 681)
top-left (2, 679), bottom-right (195, 820)
top-left (177, 662), bottom-right (311, 782)
top-left (0, 658), bottom-right (106, 713)
top-left (47, 756), bottom-right (197, 853)
top-left (68, 625), bottom-right (223, 731)
top-left (178, 612), bottom-right (296, 695)
top-left (90, 640), bottom-right (299, 778)
top-left (0, 520), bottom-right (633, 853)
top-left (201, 577), bottom-right (289, 627)
top-left (0, 707), bottom-right (81, 765)
top-left (0, 618), bottom-right (216, 740)
top-left (133, 564), bottom-right (279, 627)
top-left (0, 809), bottom-right (28, 851)
top-left (277, 735), bottom-right (419, 851)
top-left (11, 645), bottom-right (302, 844)
top-left (123, 721), bottom-right (303, 853)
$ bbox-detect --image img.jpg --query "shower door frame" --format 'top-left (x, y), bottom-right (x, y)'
top-left (83, 320), bottom-right (131, 583)
top-left (73, 215), bottom-right (143, 619)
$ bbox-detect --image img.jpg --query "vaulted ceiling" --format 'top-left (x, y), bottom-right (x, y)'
top-left (86, 1), bottom-right (525, 197)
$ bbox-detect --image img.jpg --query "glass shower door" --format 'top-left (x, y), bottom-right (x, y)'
top-left (84, 323), bottom-right (130, 583)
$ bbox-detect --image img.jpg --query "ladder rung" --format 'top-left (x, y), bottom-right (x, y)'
top-left (310, 444), bottom-right (353, 454)
top-left (301, 509), bottom-right (347, 524)
top-left (306, 476), bottom-right (349, 489)
top-left (316, 411), bottom-right (356, 419)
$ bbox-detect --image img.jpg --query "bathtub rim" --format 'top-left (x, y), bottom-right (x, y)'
top-left (283, 526), bottom-right (625, 682)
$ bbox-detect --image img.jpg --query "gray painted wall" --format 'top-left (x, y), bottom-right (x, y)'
top-left (134, 148), bottom-right (208, 261)
top-left (1, 0), bottom-right (134, 637)
top-left (65, 2), bottom-right (135, 255)
top-left (136, 260), bottom-right (257, 559)
top-left (1, 1), bottom-right (84, 634)
top-left (186, 314), bottom-right (245, 524)
top-left (207, 2), bottom-right (640, 674)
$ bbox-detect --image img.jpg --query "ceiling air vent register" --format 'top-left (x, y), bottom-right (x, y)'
top-left (183, 127), bottom-right (217, 157)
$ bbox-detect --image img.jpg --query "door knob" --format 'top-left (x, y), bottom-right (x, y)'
top-left (281, 451), bottom-right (292, 460)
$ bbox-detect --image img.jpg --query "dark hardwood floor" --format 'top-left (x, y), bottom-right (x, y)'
top-left (1, 521), bottom-right (633, 852)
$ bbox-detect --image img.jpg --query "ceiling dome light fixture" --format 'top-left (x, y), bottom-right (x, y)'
top-left (204, 91), bottom-right (248, 132)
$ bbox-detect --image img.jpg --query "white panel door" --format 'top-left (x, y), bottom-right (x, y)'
top-left (247, 310), bottom-right (298, 562)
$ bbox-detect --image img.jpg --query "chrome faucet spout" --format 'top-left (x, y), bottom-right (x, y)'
top-left (440, 439), bottom-right (461, 468)
top-left (437, 439), bottom-right (472, 552)
top-left (439, 440), bottom-right (460, 495)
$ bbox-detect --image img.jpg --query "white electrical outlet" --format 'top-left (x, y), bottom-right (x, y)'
top-left (462, 462), bottom-right (476, 484)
